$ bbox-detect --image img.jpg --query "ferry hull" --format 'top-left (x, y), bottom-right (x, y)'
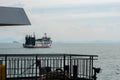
top-left (23, 44), bottom-right (50, 48)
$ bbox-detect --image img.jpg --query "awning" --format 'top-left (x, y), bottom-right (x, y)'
top-left (0, 7), bottom-right (31, 26)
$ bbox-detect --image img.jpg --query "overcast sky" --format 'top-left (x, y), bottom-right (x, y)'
top-left (0, 0), bottom-right (120, 43)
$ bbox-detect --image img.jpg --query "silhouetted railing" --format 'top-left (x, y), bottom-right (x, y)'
top-left (0, 54), bottom-right (99, 80)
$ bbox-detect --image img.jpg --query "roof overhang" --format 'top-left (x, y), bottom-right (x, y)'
top-left (0, 7), bottom-right (31, 26)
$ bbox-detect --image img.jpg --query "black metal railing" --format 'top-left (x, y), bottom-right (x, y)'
top-left (0, 54), bottom-right (99, 80)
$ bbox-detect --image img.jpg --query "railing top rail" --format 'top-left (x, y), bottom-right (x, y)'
top-left (0, 53), bottom-right (98, 57)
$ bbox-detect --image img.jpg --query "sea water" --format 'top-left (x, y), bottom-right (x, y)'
top-left (0, 43), bottom-right (120, 80)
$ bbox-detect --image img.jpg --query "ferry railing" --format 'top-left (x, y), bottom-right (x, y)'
top-left (0, 54), bottom-right (99, 80)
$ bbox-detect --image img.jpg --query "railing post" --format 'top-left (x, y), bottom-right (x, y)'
top-left (70, 55), bottom-right (71, 77)
top-left (63, 54), bottom-right (66, 79)
top-left (5, 55), bottom-right (7, 80)
top-left (89, 56), bottom-right (92, 79)
top-left (63, 54), bottom-right (65, 71)
top-left (35, 55), bottom-right (37, 80)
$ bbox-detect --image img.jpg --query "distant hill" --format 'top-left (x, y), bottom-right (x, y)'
top-left (13, 41), bottom-right (19, 43)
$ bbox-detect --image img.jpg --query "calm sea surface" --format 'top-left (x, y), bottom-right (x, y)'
top-left (0, 43), bottom-right (120, 80)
